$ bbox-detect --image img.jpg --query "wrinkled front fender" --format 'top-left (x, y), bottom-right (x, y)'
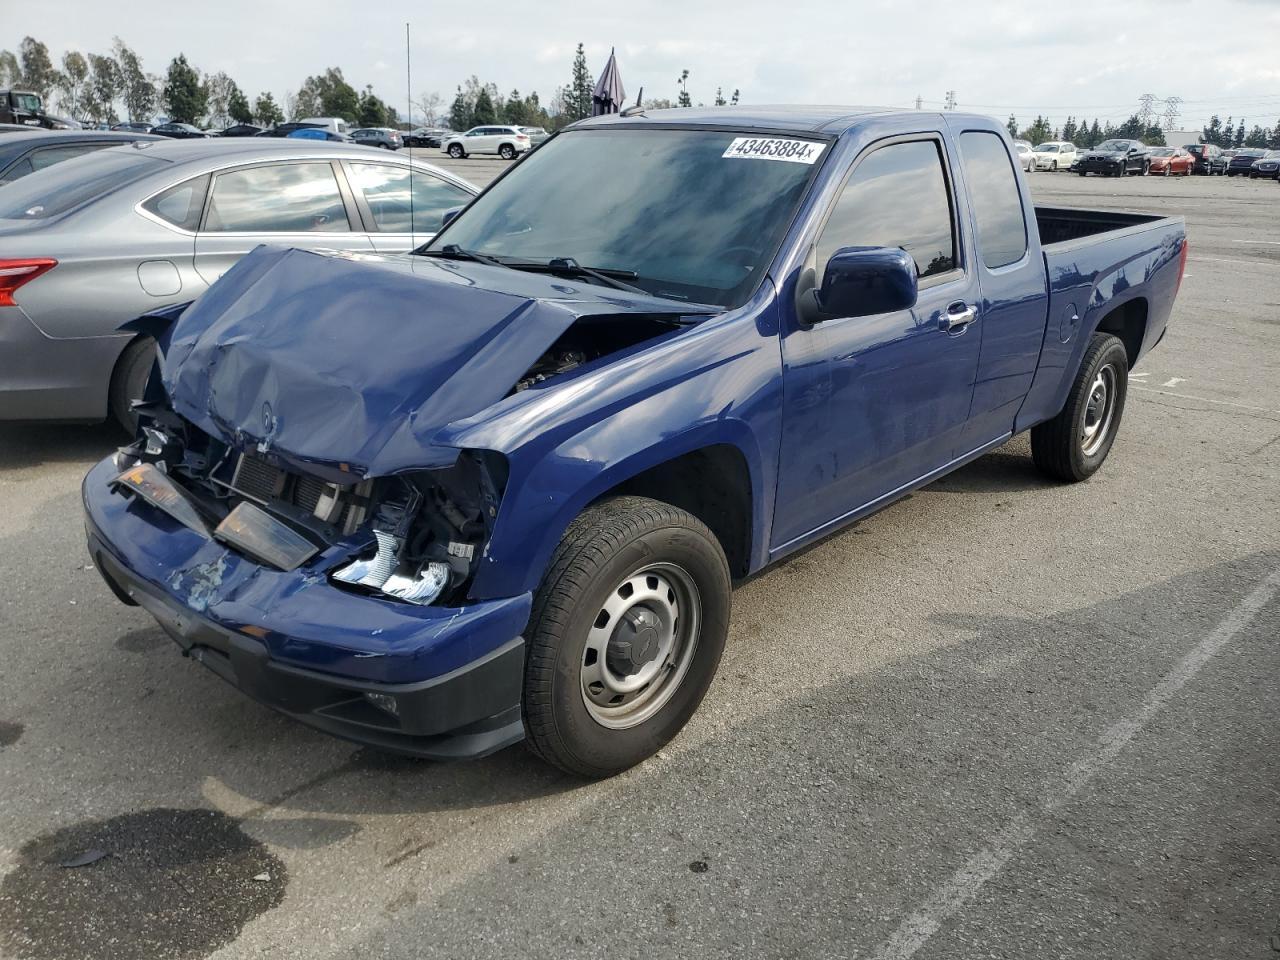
top-left (444, 290), bottom-right (784, 600)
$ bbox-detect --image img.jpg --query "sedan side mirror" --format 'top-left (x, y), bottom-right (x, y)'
top-left (801, 246), bottom-right (918, 323)
top-left (441, 207), bottom-right (463, 228)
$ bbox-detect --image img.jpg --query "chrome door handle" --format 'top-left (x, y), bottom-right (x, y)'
top-left (941, 302), bottom-right (977, 331)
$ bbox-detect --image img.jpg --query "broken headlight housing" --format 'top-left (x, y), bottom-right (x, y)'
top-left (330, 453), bottom-right (500, 607)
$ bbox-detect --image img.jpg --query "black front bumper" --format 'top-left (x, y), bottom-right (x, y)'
top-left (91, 541), bottom-right (527, 760)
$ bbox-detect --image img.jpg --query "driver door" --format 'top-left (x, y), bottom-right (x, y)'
top-left (772, 136), bottom-right (983, 551)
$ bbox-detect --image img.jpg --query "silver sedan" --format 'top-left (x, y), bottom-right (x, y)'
top-left (0, 138), bottom-right (477, 428)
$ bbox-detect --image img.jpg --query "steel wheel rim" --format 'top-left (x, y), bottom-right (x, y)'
top-left (580, 562), bottom-right (701, 730)
top-left (1081, 364), bottom-right (1119, 457)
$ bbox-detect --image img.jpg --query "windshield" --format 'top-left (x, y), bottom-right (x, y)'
top-left (1096, 140), bottom-right (1130, 152)
top-left (0, 149), bottom-right (162, 220)
top-left (1236, 149), bottom-right (1265, 158)
top-left (427, 128), bottom-right (824, 307)
top-left (13, 93), bottom-right (41, 113)
top-left (1034, 144), bottom-right (1058, 152)
top-left (1150, 148), bottom-right (1175, 157)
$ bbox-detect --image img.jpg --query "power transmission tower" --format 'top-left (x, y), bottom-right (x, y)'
top-left (915, 95), bottom-right (922, 110)
top-left (1138, 93), bottom-right (1156, 128)
top-left (944, 90), bottom-right (956, 111)
top-left (1162, 96), bottom-right (1182, 132)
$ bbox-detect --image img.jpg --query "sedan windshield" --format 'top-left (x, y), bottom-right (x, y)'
top-left (1034, 144), bottom-right (1058, 152)
top-left (425, 127), bottom-right (826, 307)
top-left (1150, 148), bottom-right (1175, 157)
top-left (1096, 140), bottom-right (1130, 152)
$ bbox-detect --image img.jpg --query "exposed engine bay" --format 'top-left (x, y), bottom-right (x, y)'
top-left (118, 403), bottom-right (503, 608)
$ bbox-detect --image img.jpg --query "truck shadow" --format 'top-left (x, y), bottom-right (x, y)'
top-left (0, 422), bottom-right (122, 473)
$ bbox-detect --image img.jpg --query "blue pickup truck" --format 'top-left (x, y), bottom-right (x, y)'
top-left (83, 107), bottom-right (1186, 777)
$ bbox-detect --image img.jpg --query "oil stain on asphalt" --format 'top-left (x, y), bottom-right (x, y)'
top-left (0, 807), bottom-right (286, 960)
top-left (0, 720), bottom-right (22, 747)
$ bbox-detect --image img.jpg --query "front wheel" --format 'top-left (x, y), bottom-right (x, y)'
top-left (1031, 333), bottom-right (1129, 482)
top-left (1052, 160), bottom-right (1058, 171)
top-left (523, 496), bottom-right (731, 778)
top-left (109, 336), bottom-right (156, 433)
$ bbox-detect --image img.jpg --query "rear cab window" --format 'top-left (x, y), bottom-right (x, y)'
top-left (958, 132), bottom-right (1027, 269)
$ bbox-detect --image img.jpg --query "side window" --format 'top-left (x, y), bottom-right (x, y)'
top-left (817, 139), bottom-right (956, 280)
top-left (29, 143), bottom-right (114, 171)
top-left (958, 132), bottom-right (1028, 270)
top-left (0, 156), bottom-right (34, 181)
top-left (141, 174), bottom-right (210, 231)
top-left (348, 163), bottom-right (472, 233)
top-left (204, 163), bottom-right (347, 233)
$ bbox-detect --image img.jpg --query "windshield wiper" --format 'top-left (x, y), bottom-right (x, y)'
top-left (417, 244), bottom-right (507, 268)
top-left (512, 257), bottom-right (647, 294)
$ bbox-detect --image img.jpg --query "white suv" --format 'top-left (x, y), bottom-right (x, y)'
top-left (442, 126), bottom-right (531, 160)
top-left (1031, 141), bottom-right (1077, 171)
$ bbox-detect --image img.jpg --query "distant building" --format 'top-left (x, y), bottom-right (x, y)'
top-left (1166, 129), bottom-right (1203, 146)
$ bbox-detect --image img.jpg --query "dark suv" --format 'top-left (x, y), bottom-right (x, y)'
top-left (1227, 148), bottom-right (1266, 176)
top-left (350, 127), bottom-right (403, 150)
top-left (1183, 143), bottom-right (1226, 175)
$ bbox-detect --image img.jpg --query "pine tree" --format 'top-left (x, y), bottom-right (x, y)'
top-left (677, 69), bottom-right (691, 108)
top-left (1232, 120), bottom-right (1246, 148)
top-left (1006, 114), bottom-right (1019, 138)
top-left (1269, 121), bottom-right (1280, 150)
top-left (228, 84), bottom-right (252, 125)
top-left (568, 43), bottom-right (593, 121)
top-left (162, 54), bottom-right (206, 124)
top-left (472, 86), bottom-right (496, 125)
top-left (253, 92), bottom-right (282, 127)
top-left (448, 86), bottom-right (470, 130)
top-left (1088, 120), bottom-right (1102, 147)
top-left (1244, 125), bottom-right (1268, 148)
top-left (1203, 115), bottom-right (1223, 147)
top-left (1061, 117), bottom-right (1078, 144)
top-left (730, 89), bottom-right (740, 106)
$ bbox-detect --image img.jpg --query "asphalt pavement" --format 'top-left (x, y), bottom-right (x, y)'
top-left (0, 165), bottom-right (1277, 960)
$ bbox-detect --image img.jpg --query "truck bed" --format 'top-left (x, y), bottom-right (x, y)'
top-left (1034, 206), bottom-right (1166, 247)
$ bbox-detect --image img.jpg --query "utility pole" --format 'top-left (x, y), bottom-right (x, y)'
top-left (914, 95), bottom-right (922, 110)
top-left (944, 90), bottom-right (956, 111)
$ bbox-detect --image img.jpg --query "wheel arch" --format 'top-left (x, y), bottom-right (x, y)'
top-left (1094, 297), bottom-right (1148, 369)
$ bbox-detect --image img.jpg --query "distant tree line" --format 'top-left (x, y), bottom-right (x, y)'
top-left (1005, 112), bottom-right (1280, 151)
top-left (1199, 115), bottom-right (1280, 149)
top-left (0, 34), bottom-right (742, 132)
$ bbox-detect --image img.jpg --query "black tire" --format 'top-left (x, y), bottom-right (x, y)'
top-left (523, 496), bottom-right (731, 778)
top-left (1078, 170), bottom-right (1087, 177)
top-left (1031, 333), bottom-right (1129, 482)
top-left (447, 143), bottom-right (464, 158)
top-left (498, 143), bottom-right (515, 160)
top-left (108, 336), bottom-right (156, 434)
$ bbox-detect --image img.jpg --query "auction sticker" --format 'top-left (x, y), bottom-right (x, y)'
top-left (722, 137), bottom-right (826, 164)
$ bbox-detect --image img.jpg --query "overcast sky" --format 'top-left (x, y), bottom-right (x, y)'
top-left (10, 0), bottom-right (1280, 130)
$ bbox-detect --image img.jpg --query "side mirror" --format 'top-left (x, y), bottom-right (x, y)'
top-left (801, 246), bottom-right (918, 323)
top-left (441, 207), bottom-right (463, 228)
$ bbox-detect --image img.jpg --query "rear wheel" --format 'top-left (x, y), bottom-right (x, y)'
top-left (108, 336), bottom-right (156, 434)
top-left (523, 496), bottom-right (731, 778)
top-left (1031, 333), bottom-right (1129, 482)
top-left (498, 143), bottom-right (516, 160)
top-left (447, 143), bottom-right (464, 158)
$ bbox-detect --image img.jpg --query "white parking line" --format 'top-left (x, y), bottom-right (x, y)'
top-left (1188, 256), bottom-right (1274, 266)
top-left (873, 567), bottom-right (1280, 960)
top-left (1233, 240), bottom-right (1280, 245)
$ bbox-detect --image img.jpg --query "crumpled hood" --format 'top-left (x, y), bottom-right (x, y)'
top-left (162, 246), bottom-right (704, 476)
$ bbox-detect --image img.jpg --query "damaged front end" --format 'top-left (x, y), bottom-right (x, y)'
top-left (113, 400), bottom-right (504, 609)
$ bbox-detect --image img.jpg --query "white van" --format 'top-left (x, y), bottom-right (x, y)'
top-left (297, 117), bottom-right (351, 136)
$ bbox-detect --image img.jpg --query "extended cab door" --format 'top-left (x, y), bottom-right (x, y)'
top-left (948, 125), bottom-right (1051, 449)
top-left (342, 160), bottom-right (475, 253)
top-left (193, 159), bottom-right (374, 285)
top-left (772, 133), bottom-right (983, 551)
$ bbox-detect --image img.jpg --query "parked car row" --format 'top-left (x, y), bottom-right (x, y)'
top-left (1011, 136), bottom-right (1278, 180)
top-left (0, 137), bottom-right (477, 429)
